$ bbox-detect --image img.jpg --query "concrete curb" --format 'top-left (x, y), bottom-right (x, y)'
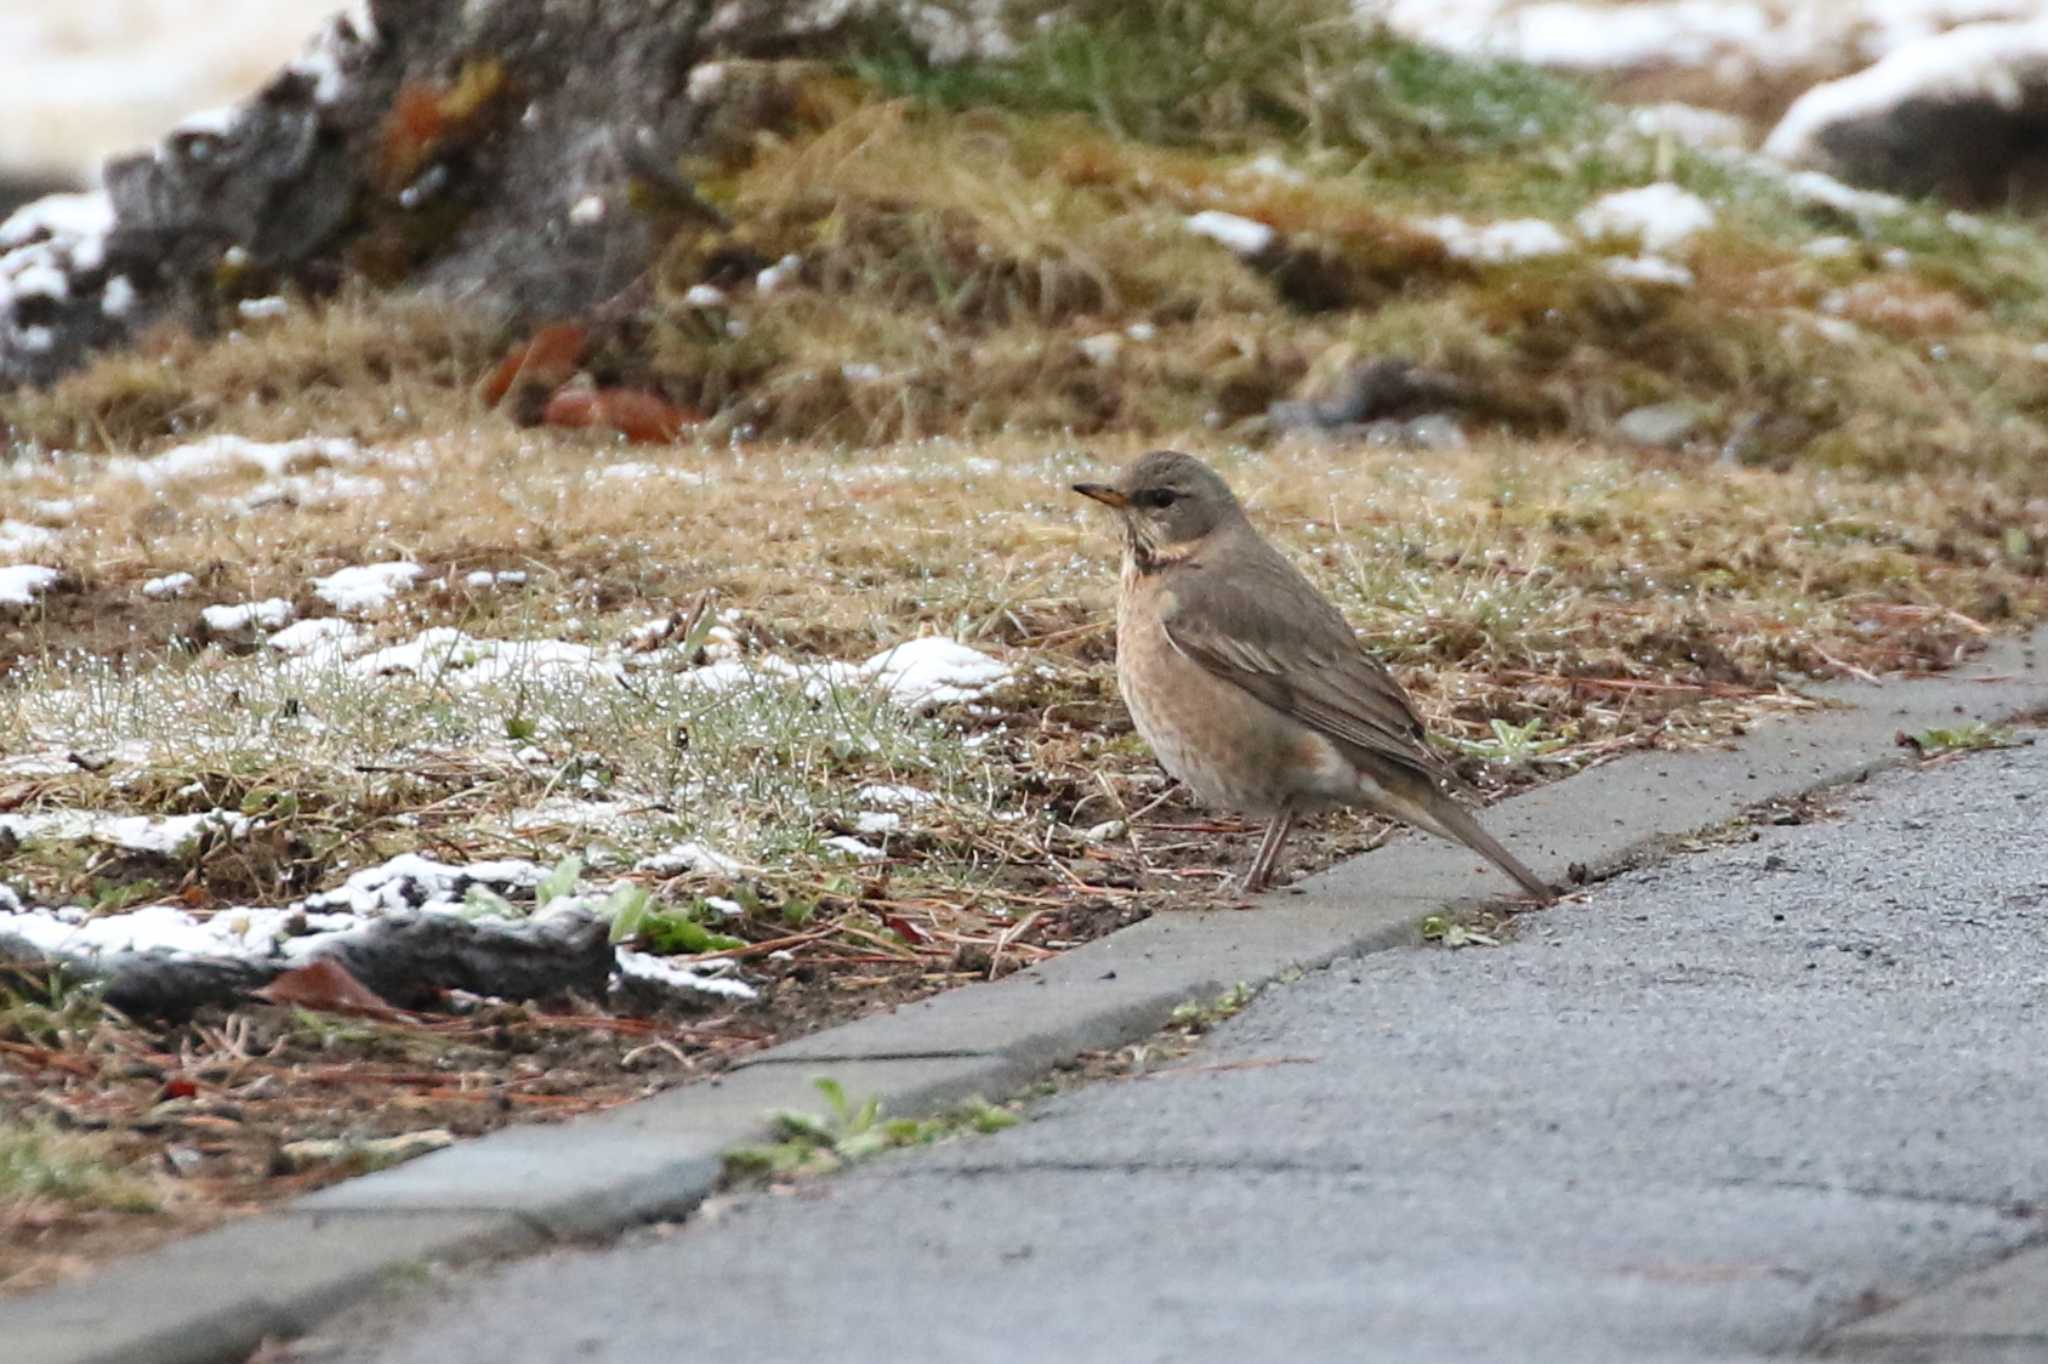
top-left (8, 625), bottom-right (2046, 1364)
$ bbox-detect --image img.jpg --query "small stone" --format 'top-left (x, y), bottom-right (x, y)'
top-left (1616, 402), bottom-right (1707, 449)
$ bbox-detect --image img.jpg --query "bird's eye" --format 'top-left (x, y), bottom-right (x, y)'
top-left (1135, 488), bottom-right (1179, 510)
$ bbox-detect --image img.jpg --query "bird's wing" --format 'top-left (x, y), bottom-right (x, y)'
top-left (1160, 547), bottom-right (1451, 787)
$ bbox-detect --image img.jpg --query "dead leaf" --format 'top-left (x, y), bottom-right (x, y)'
top-left (479, 321), bottom-right (590, 406)
top-left (543, 387), bottom-right (698, 442)
top-left (252, 960), bottom-right (403, 1018)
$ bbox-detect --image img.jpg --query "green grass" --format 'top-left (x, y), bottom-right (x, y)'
top-left (853, 0), bottom-right (1595, 155)
top-left (0, 1122), bottom-right (158, 1214)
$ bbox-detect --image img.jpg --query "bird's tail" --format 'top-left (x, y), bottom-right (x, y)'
top-left (1398, 789), bottom-right (1555, 903)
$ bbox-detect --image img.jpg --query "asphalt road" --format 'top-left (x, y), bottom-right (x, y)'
top-left (315, 738), bottom-right (2048, 1364)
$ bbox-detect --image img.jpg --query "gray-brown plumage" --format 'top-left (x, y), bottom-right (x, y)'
top-left (1073, 450), bottom-right (1553, 901)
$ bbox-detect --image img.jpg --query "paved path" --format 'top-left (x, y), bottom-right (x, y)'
top-left (322, 739), bottom-right (2048, 1364)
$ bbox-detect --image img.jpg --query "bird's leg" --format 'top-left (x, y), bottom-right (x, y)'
top-left (1237, 807), bottom-right (1296, 895)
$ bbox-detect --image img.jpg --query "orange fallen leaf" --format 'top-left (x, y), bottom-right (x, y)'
top-left (480, 322), bottom-right (590, 406)
top-left (252, 959), bottom-right (403, 1018)
top-left (543, 387), bottom-right (698, 443)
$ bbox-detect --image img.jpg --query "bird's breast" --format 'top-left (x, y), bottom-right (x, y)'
top-left (1114, 579), bottom-right (1354, 818)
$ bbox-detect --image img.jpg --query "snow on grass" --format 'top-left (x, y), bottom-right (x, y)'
top-left (201, 599), bottom-right (295, 633)
top-left (823, 835), bottom-right (887, 861)
top-left (312, 560), bottom-right (424, 612)
top-left (0, 902), bottom-right (324, 962)
top-left (0, 519), bottom-right (61, 557)
top-left (0, 809), bottom-right (250, 858)
top-left (856, 783), bottom-right (937, 808)
top-left (587, 461), bottom-right (709, 487)
top-left (1575, 183), bottom-right (1716, 254)
top-left (238, 469), bottom-right (387, 511)
top-left (1602, 255), bottom-right (1696, 288)
top-left (141, 572), bottom-right (197, 600)
top-left (1186, 210), bottom-right (1276, 257)
top-left (110, 434), bottom-right (370, 489)
top-left (266, 617), bottom-right (366, 659)
top-left (1412, 214), bottom-right (1571, 263)
top-left (0, 564), bottom-right (63, 605)
top-left (1780, 169), bottom-right (1907, 220)
top-left (637, 842), bottom-right (745, 877)
top-left (615, 948), bottom-right (758, 1000)
top-left (859, 637), bottom-right (1013, 708)
top-left (302, 852), bottom-right (548, 916)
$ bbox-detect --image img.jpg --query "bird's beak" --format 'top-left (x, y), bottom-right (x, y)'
top-left (1072, 482), bottom-right (1130, 508)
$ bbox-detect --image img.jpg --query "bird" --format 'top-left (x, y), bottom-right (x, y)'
top-left (1072, 450), bottom-right (1553, 902)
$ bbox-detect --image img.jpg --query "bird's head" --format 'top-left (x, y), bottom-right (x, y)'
top-left (1072, 450), bottom-right (1244, 568)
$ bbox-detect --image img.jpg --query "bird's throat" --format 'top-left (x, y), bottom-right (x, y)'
top-left (1124, 524), bottom-right (1197, 575)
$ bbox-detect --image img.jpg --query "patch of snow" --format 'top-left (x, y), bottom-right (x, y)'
top-left (857, 783), bottom-right (937, 808)
top-left (1576, 184), bottom-right (1716, 253)
top-left (0, 902), bottom-right (305, 962)
top-left (1236, 151), bottom-right (1306, 184)
top-left (683, 283), bottom-right (727, 307)
top-left (302, 852), bottom-right (548, 917)
top-left (853, 811), bottom-right (902, 835)
top-left (142, 571), bottom-right (196, 599)
top-left (1186, 210), bottom-right (1276, 257)
top-left (0, 564), bottom-right (63, 605)
top-left (860, 637), bottom-right (1013, 708)
top-left (236, 295), bottom-right (289, 320)
top-left (756, 254), bottom-right (803, 294)
top-left (1077, 333), bottom-right (1122, 366)
top-left (312, 560), bottom-right (424, 612)
top-left (1603, 255), bottom-right (1697, 288)
top-left (1782, 169), bottom-right (1906, 218)
top-left (615, 948), bottom-right (759, 1000)
top-left (569, 194), bottom-right (607, 225)
top-left (637, 841), bottom-right (745, 877)
top-left (1803, 235), bottom-right (1858, 258)
top-left (0, 520), bottom-right (60, 557)
top-left (238, 469), bottom-right (386, 511)
top-left (1, 193), bottom-right (114, 251)
top-left (824, 835), bottom-right (887, 861)
top-left (100, 275), bottom-right (137, 317)
top-left (588, 461), bottom-right (706, 487)
top-left (0, 190), bottom-right (117, 362)
top-left (504, 799), bottom-right (652, 836)
top-left (266, 617), bottom-right (365, 659)
top-left (291, 3), bottom-right (377, 106)
top-left (112, 434), bottom-right (368, 489)
top-left (0, 809), bottom-right (249, 858)
top-left (96, 811), bottom-right (251, 857)
top-left (348, 626), bottom-right (479, 676)
top-left (201, 598), bottom-right (295, 633)
top-left (460, 638), bottom-right (614, 686)
top-left (1766, 18), bottom-right (2048, 167)
top-left (1412, 214), bottom-right (1571, 263)
top-left (1626, 102), bottom-right (1748, 151)
top-left (0, 750), bottom-right (80, 778)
